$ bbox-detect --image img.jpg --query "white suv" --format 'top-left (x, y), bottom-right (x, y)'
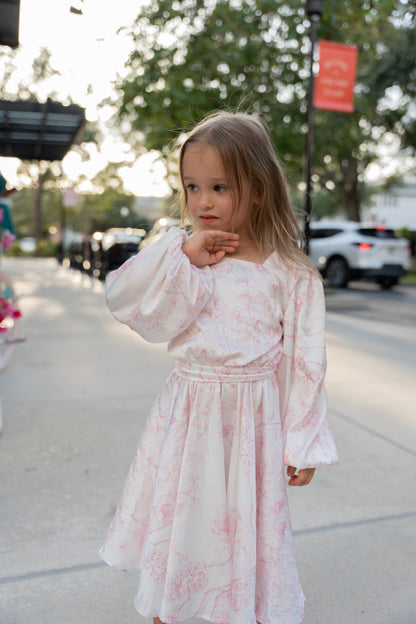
top-left (309, 221), bottom-right (410, 289)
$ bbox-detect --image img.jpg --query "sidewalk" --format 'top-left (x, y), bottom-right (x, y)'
top-left (0, 257), bottom-right (415, 624)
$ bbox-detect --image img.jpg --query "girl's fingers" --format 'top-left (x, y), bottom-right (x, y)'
top-left (287, 467), bottom-right (315, 486)
top-left (212, 250), bottom-right (226, 264)
top-left (208, 230), bottom-right (239, 239)
top-left (184, 230), bottom-right (239, 267)
top-left (212, 243), bottom-right (239, 253)
top-left (205, 250), bottom-right (227, 265)
top-left (205, 231), bottom-right (239, 246)
top-left (210, 239), bottom-right (239, 252)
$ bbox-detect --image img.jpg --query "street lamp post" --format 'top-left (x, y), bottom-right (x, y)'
top-left (303, 0), bottom-right (323, 255)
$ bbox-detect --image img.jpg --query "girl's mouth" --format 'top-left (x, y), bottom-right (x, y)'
top-left (199, 215), bottom-right (218, 224)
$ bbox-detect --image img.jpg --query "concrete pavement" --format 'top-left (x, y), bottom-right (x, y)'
top-left (0, 257), bottom-right (415, 624)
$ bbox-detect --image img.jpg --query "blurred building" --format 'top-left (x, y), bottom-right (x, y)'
top-left (133, 196), bottom-right (166, 221)
top-left (364, 179), bottom-right (416, 230)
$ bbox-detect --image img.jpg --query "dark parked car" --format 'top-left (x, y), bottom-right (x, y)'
top-left (91, 228), bottom-right (146, 279)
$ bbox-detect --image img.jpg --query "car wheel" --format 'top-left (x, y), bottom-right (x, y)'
top-left (377, 277), bottom-right (398, 290)
top-left (326, 257), bottom-right (350, 288)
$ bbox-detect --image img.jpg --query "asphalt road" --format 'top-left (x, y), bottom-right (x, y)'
top-left (325, 280), bottom-right (416, 326)
top-left (0, 258), bottom-right (415, 624)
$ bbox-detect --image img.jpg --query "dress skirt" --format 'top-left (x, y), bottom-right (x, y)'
top-left (100, 363), bottom-right (305, 624)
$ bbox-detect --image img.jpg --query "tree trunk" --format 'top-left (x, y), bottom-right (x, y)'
top-left (32, 168), bottom-right (49, 241)
top-left (344, 188), bottom-right (361, 222)
top-left (32, 185), bottom-right (42, 241)
top-left (341, 159), bottom-right (361, 222)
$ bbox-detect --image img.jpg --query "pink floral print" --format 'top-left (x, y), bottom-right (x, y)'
top-left (101, 228), bottom-right (338, 624)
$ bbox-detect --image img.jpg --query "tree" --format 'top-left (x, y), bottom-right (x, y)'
top-left (73, 163), bottom-right (148, 234)
top-left (311, 0), bottom-right (416, 220)
top-left (112, 0), bottom-right (416, 221)
top-left (368, 5), bottom-right (416, 151)
top-left (9, 164), bottom-right (152, 239)
top-left (0, 47), bottom-right (97, 239)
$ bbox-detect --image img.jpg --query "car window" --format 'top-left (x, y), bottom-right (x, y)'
top-left (359, 228), bottom-right (397, 239)
top-left (310, 228), bottom-right (343, 239)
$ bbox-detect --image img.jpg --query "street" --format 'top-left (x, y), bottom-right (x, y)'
top-left (326, 280), bottom-right (416, 327)
top-left (0, 257), bottom-right (415, 624)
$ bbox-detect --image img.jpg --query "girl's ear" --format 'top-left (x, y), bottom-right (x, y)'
top-left (252, 184), bottom-right (262, 204)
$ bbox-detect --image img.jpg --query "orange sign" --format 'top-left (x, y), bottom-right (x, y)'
top-left (314, 40), bottom-right (358, 113)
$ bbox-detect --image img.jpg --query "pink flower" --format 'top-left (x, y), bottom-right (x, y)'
top-left (231, 580), bottom-right (250, 612)
top-left (144, 550), bottom-right (168, 582)
top-left (0, 295), bottom-right (22, 330)
top-left (186, 561), bottom-right (209, 593)
top-left (212, 512), bottom-right (230, 540)
top-left (167, 561), bottom-right (209, 598)
top-left (1, 233), bottom-right (16, 250)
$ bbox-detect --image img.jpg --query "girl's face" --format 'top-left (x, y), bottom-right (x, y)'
top-left (182, 142), bottom-right (253, 237)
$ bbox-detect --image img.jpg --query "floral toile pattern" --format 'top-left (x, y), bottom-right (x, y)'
top-left (101, 228), bottom-right (338, 624)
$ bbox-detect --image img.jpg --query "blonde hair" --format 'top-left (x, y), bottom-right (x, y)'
top-left (178, 111), bottom-right (319, 276)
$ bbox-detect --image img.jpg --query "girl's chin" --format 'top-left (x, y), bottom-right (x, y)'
top-left (199, 219), bottom-right (221, 229)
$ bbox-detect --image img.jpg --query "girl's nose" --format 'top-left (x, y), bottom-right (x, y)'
top-left (198, 190), bottom-right (213, 210)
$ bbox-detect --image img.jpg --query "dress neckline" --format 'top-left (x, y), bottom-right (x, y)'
top-left (223, 253), bottom-right (275, 267)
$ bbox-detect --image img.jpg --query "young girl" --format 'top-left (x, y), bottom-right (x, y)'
top-left (100, 112), bottom-right (338, 624)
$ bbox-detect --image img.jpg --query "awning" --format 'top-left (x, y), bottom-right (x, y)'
top-left (0, 0), bottom-right (20, 49)
top-left (0, 98), bottom-right (86, 161)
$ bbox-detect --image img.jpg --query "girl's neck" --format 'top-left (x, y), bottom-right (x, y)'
top-left (227, 233), bottom-right (269, 264)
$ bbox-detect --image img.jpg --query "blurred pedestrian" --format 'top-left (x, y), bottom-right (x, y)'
top-left (0, 172), bottom-right (16, 435)
top-left (409, 232), bottom-right (415, 257)
top-left (100, 111), bottom-right (338, 624)
top-left (0, 172), bottom-right (16, 251)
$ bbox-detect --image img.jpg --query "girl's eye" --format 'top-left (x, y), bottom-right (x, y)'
top-left (186, 184), bottom-right (198, 192)
top-left (214, 185), bottom-right (227, 193)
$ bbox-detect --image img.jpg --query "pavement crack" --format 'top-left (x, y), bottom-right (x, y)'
top-left (293, 510), bottom-right (416, 537)
top-left (329, 408), bottom-right (416, 457)
top-left (0, 561), bottom-right (107, 585)
top-left (3, 511), bottom-right (416, 585)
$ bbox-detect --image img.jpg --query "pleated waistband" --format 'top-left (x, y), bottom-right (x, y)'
top-left (174, 362), bottom-right (275, 383)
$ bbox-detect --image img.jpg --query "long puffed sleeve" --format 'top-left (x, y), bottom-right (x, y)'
top-left (105, 227), bottom-right (213, 342)
top-left (277, 274), bottom-right (338, 469)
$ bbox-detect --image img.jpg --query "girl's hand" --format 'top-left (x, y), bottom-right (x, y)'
top-left (287, 466), bottom-right (315, 486)
top-left (182, 231), bottom-right (239, 268)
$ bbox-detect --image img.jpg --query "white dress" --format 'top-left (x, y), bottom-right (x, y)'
top-left (100, 227), bottom-right (338, 624)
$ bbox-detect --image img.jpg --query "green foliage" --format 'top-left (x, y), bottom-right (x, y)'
top-left (10, 177), bottom-right (153, 238)
top-left (77, 187), bottom-right (138, 233)
top-left (8, 189), bottom-right (33, 237)
top-left (397, 226), bottom-right (410, 238)
top-left (34, 240), bottom-right (59, 257)
top-left (367, 16), bottom-right (416, 150)
top-left (112, 0), bottom-right (416, 220)
top-left (0, 46), bottom-right (102, 239)
top-left (1, 47), bottom-right (60, 101)
top-left (6, 239), bottom-right (58, 257)
top-left (6, 241), bottom-right (26, 257)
